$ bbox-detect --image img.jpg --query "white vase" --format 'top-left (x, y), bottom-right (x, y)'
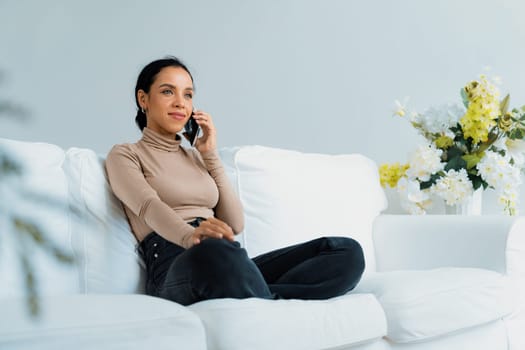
top-left (444, 188), bottom-right (483, 215)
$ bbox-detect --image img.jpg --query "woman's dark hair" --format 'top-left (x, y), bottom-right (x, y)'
top-left (134, 56), bottom-right (194, 131)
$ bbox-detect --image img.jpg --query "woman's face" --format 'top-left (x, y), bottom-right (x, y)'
top-left (138, 66), bottom-right (194, 136)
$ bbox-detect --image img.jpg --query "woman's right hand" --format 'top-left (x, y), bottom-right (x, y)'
top-left (185, 217), bottom-right (235, 248)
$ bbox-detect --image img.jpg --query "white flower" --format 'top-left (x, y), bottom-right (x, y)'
top-left (498, 180), bottom-right (520, 215)
top-left (413, 103), bottom-right (465, 135)
top-left (393, 97), bottom-right (410, 117)
top-left (477, 151), bottom-right (522, 214)
top-left (492, 137), bottom-right (508, 151)
top-left (432, 169), bottom-right (474, 205)
top-left (477, 151), bottom-right (515, 187)
top-left (396, 177), bottom-right (432, 215)
top-left (405, 144), bottom-right (445, 181)
top-left (506, 139), bottom-right (525, 167)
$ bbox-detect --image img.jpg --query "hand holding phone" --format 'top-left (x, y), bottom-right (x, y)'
top-left (184, 110), bottom-right (201, 147)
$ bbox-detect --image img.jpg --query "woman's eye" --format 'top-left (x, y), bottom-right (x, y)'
top-left (162, 90), bottom-right (173, 95)
top-left (185, 93), bottom-right (193, 99)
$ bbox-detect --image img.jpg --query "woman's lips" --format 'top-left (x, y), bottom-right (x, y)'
top-left (169, 112), bottom-right (186, 120)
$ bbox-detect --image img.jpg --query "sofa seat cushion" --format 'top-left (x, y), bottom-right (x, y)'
top-left (354, 268), bottom-right (518, 343)
top-left (189, 293), bottom-right (386, 350)
top-left (0, 294), bottom-right (206, 350)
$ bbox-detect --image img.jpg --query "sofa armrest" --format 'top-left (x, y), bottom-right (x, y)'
top-left (372, 215), bottom-right (525, 278)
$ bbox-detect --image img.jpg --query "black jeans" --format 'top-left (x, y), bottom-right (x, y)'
top-left (138, 219), bottom-right (365, 306)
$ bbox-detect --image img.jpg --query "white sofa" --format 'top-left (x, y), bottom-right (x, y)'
top-left (0, 137), bottom-right (524, 350)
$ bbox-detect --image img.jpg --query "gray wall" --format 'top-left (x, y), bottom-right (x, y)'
top-left (1, 0), bottom-right (524, 214)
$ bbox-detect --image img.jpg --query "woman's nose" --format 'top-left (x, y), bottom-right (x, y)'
top-left (172, 93), bottom-right (184, 107)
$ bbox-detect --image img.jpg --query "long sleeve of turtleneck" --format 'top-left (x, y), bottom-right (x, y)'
top-left (104, 127), bottom-right (244, 248)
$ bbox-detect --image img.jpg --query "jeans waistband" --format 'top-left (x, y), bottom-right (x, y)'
top-left (137, 217), bottom-right (207, 256)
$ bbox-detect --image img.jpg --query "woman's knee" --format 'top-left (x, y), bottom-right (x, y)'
top-left (323, 236), bottom-right (362, 251)
top-left (184, 238), bottom-right (245, 270)
top-left (323, 237), bottom-right (365, 272)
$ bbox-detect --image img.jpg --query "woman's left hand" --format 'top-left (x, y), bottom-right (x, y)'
top-left (192, 110), bottom-right (217, 154)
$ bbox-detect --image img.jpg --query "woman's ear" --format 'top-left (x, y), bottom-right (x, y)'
top-left (137, 89), bottom-right (148, 111)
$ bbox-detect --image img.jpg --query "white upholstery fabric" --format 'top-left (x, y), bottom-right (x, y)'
top-left (506, 217), bottom-right (525, 296)
top-left (354, 268), bottom-right (517, 343)
top-left (505, 318), bottom-right (525, 350)
top-left (372, 214), bottom-right (525, 349)
top-left (372, 215), bottom-right (516, 273)
top-left (219, 147), bottom-right (247, 246)
top-left (220, 145), bottom-right (387, 273)
top-left (387, 321), bottom-right (509, 350)
top-left (0, 138), bottom-right (79, 297)
top-left (189, 294), bottom-right (386, 350)
top-left (62, 147), bottom-right (144, 294)
top-left (0, 294), bottom-right (206, 350)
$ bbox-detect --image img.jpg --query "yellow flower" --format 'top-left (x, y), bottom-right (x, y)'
top-left (435, 135), bottom-right (454, 149)
top-left (459, 75), bottom-right (500, 144)
top-left (498, 112), bottom-right (513, 131)
top-left (464, 75), bottom-right (500, 102)
top-left (379, 163), bottom-right (410, 188)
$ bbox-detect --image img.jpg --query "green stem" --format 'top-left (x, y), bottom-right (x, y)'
top-left (476, 127), bottom-right (501, 154)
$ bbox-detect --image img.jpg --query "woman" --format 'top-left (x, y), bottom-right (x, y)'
top-left (105, 56), bottom-right (365, 306)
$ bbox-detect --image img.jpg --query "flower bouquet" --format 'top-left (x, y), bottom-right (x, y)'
top-left (380, 75), bottom-right (525, 215)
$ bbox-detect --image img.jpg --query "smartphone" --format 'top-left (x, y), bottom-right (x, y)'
top-left (184, 111), bottom-right (201, 147)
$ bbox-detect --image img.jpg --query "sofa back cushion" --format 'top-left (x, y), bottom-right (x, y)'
top-left (220, 145), bottom-right (387, 274)
top-left (62, 148), bottom-right (144, 294)
top-left (0, 138), bottom-right (80, 297)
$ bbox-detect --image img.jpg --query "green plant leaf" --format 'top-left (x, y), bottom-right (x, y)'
top-left (500, 94), bottom-right (510, 115)
top-left (447, 146), bottom-right (464, 159)
top-left (14, 219), bottom-right (44, 244)
top-left (470, 175), bottom-right (488, 190)
top-left (1, 154), bottom-right (22, 175)
top-left (462, 154), bottom-right (483, 169)
top-left (460, 88), bottom-right (469, 108)
top-left (420, 173), bottom-right (441, 190)
top-left (509, 129), bottom-right (524, 140)
top-left (0, 100), bottom-right (30, 121)
top-left (445, 155), bottom-right (467, 171)
top-left (450, 125), bottom-right (461, 133)
top-left (13, 217), bottom-right (76, 265)
top-left (19, 253), bottom-right (39, 316)
top-left (52, 248), bottom-right (75, 264)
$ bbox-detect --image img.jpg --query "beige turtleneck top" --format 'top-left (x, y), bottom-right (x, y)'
top-left (105, 127), bottom-right (244, 248)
